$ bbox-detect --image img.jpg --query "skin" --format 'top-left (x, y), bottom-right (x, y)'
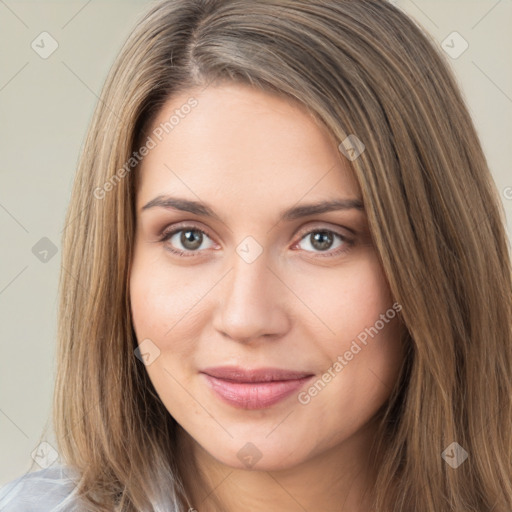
top-left (129, 81), bottom-right (404, 512)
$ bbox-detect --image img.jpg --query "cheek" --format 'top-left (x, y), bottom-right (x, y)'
top-left (336, 256), bottom-right (403, 380)
top-left (294, 253), bottom-right (403, 397)
top-left (129, 253), bottom-right (205, 354)
top-left (297, 264), bottom-right (403, 442)
top-left (291, 252), bottom-right (395, 344)
top-left (129, 255), bottom-right (205, 413)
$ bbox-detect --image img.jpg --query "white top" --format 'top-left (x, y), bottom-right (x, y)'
top-left (0, 465), bottom-right (182, 511)
top-left (0, 465), bottom-right (81, 512)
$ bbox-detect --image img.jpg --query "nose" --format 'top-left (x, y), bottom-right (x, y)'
top-left (212, 249), bottom-right (290, 344)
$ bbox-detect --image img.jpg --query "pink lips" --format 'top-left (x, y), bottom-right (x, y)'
top-left (201, 366), bottom-right (314, 410)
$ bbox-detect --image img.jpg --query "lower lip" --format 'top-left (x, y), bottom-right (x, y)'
top-left (202, 374), bottom-right (314, 410)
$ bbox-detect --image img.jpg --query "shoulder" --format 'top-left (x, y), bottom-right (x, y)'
top-left (0, 464), bottom-right (81, 512)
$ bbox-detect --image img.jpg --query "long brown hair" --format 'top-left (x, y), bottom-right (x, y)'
top-left (51, 0), bottom-right (512, 510)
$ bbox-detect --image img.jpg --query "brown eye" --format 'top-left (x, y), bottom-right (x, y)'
top-left (308, 231), bottom-right (335, 251)
top-left (178, 229), bottom-right (203, 251)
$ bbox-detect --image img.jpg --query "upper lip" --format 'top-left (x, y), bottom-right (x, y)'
top-left (201, 366), bottom-right (314, 383)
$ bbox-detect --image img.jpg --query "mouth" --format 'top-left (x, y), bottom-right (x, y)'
top-left (200, 366), bottom-right (315, 410)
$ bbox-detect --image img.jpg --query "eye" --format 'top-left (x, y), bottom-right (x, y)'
top-left (294, 228), bottom-right (354, 257)
top-left (159, 225), bottom-right (216, 257)
top-left (159, 224), bottom-right (355, 259)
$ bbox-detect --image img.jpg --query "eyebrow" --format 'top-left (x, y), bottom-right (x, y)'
top-left (141, 195), bottom-right (364, 221)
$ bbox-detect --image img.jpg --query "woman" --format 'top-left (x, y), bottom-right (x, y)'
top-left (1, 0), bottom-right (511, 511)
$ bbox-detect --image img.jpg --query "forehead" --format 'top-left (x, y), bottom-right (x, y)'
top-left (136, 82), bottom-right (361, 210)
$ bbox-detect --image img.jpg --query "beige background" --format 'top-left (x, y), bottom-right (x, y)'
top-left (1, 0), bottom-right (511, 484)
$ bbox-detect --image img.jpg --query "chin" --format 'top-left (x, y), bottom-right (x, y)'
top-left (197, 433), bottom-right (314, 473)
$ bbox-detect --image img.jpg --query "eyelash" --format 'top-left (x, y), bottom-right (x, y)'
top-left (158, 223), bottom-right (355, 259)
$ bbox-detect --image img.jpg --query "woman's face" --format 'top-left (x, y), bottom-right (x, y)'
top-left (130, 82), bottom-right (403, 471)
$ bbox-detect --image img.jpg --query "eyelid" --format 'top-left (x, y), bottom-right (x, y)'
top-left (295, 221), bottom-right (355, 239)
top-left (159, 220), bottom-right (214, 240)
top-left (159, 220), bottom-right (353, 240)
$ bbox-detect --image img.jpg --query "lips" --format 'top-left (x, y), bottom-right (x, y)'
top-left (202, 366), bottom-right (313, 382)
top-left (200, 366), bottom-right (314, 409)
